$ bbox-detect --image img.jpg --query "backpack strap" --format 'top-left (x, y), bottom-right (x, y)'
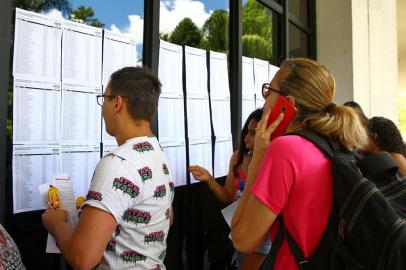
top-left (357, 152), bottom-right (399, 177)
top-left (288, 130), bottom-right (338, 158)
top-left (279, 218), bottom-right (310, 270)
top-left (260, 220), bottom-right (284, 270)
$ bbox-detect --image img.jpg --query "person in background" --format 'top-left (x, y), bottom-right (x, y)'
top-left (343, 101), bottom-right (369, 128)
top-left (42, 67), bottom-right (174, 270)
top-left (367, 116), bottom-right (406, 175)
top-left (189, 108), bottom-right (271, 270)
top-left (189, 108), bottom-right (263, 204)
top-left (0, 223), bottom-right (25, 270)
top-left (231, 58), bottom-right (368, 270)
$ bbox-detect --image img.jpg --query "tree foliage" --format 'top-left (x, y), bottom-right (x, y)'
top-left (69, 5), bottom-right (104, 27)
top-left (243, 0), bottom-right (273, 39)
top-left (242, 34), bottom-right (273, 61)
top-left (169, 18), bottom-right (202, 47)
top-left (202, 9), bottom-right (229, 52)
top-left (242, 0), bottom-right (274, 62)
top-left (12, 0), bottom-right (71, 13)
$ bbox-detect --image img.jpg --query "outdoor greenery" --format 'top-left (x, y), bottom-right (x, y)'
top-left (160, 0), bottom-right (273, 61)
top-left (169, 18), bottom-right (202, 47)
top-left (69, 5), bottom-right (104, 27)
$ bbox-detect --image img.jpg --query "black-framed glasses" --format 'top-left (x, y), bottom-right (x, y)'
top-left (261, 83), bottom-right (286, 99)
top-left (96, 94), bottom-right (128, 106)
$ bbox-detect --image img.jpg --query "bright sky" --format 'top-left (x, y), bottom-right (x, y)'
top-left (45, 0), bottom-right (231, 57)
top-left (44, 0), bottom-right (256, 60)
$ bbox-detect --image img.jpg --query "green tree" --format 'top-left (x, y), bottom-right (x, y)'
top-left (69, 5), bottom-right (104, 27)
top-left (242, 34), bottom-right (273, 61)
top-left (159, 32), bottom-right (170, 42)
top-left (243, 0), bottom-right (273, 39)
top-left (202, 9), bottom-right (229, 52)
top-left (12, 0), bottom-right (71, 13)
top-left (169, 18), bottom-right (202, 47)
top-left (241, 0), bottom-right (273, 62)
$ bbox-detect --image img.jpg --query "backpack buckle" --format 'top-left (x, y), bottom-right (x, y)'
top-left (298, 260), bottom-right (308, 270)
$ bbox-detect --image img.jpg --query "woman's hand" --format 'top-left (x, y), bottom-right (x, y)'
top-left (253, 107), bottom-right (284, 158)
top-left (189, 165), bottom-right (214, 183)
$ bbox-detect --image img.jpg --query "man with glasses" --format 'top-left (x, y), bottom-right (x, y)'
top-left (43, 67), bottom-right (174, 270)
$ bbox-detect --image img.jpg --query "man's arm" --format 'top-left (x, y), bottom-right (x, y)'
top-left (43, 205), bottom-right (117, 270)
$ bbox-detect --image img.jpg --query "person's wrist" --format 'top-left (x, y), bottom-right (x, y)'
top-left (206, 177), bottom-right (216, 189)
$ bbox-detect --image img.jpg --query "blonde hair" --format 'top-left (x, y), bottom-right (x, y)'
top-left (279, 58), bottom-right (368, 150)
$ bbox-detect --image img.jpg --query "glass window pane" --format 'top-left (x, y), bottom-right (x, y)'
top-left (159, 0), bottom-right (229, 53)
top-left (288, 0), bottom-right (308, 25)
top-left (289, 23), bottom-right (308, 58)
top-left (242, 0), bottom-right (279, 64)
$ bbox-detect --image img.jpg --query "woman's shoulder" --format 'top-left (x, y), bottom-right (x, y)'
top-left (269, 135), bottom-right (322, 155)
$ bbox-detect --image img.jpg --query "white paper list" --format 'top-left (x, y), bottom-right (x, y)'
top-left (242, 57), bottom-right (255, 126)
top-left (13, 80), bottom-right (61, 144)
top-left (254, 58), bottom-right (269, 109)
top-left (60, 145), bottom-right (100, 198)
top-left (242, 57), bottom-right (255, 99)
top-left (185, 46), bottom-right (208, 96)
top-left (209, 51), bottom-right (230, 98)
top-left (158, 94), bottom-right (185, 141)
top-left (186, 97), bottom-right (211, 138)
top-left (214, 137), bottom-right (233, 178)
top-left (102, 30), bottom-right (137, 86)
top-left (13, 145), bottom-right (60, 213)
top-left (62, 21), bottom-right (102, 86)
top-left (242, 99), bottom-right (256, 127)
top-left (211, 98), bottom-right (232, 137)
top-left (61, 84), bottom-right (101, 143)
top-left (13, 8), bottom-right (62, 83)
top-left (161, 140), bottom-right (187, 187)
top-left (189, 137), bottom-right (212, 184)
top-left (158, 40), bottom-right (183, 95)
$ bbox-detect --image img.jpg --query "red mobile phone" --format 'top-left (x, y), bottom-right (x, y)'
top-left (267, 96), bottom-right (297, 140)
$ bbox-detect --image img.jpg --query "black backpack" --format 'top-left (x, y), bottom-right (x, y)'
top-left (261, 130), bottom-right (406, 270)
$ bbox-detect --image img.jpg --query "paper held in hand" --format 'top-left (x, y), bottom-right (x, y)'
top-left (39, 173), bottom-right (79, 253)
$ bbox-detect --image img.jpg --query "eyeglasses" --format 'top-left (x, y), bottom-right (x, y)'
top-left (261, 83), bottom-right (286, 99)
top-left (96, 94), bottom-right (128, 106)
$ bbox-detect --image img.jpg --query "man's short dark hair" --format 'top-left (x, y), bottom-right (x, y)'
top-left (109, 67), bottom-right (161, 122)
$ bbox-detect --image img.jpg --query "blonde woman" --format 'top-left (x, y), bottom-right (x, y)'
top-left (231, 58), bottom-right (368, 270)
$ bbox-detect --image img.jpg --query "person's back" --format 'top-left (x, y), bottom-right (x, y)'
top-left (43, 67), bottom-right (173, 270)
top-left (253, 135), bottom-right (333, 269)
top-left (85, 136), bottom-right (173, 269)
top-left (0, 223), bottom-right (25, 270)
top-left (231, 58), bottom-right (368, 270)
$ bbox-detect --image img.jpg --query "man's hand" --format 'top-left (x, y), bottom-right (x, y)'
top-left (189, 165), bottom-right (213, 183)
top-left (42, 208), bottom-right (68, 235)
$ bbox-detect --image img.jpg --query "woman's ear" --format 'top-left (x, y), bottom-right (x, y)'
top-left (286, 95), bottom-right (296, 107)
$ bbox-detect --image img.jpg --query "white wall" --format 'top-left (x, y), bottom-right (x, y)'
top-left (316, 0), bottom-right (398, 122)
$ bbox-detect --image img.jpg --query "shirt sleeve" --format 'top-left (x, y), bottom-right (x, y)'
top-left (82, 155), bottom-right (144, 224)
top-left (251, 136), bottom-right (299, 215)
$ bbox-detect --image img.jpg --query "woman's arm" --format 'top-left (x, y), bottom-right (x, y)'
top-left (231, 111), bottom-right (284, 252)
top-left (189, 152), bottom-right (238, 204)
